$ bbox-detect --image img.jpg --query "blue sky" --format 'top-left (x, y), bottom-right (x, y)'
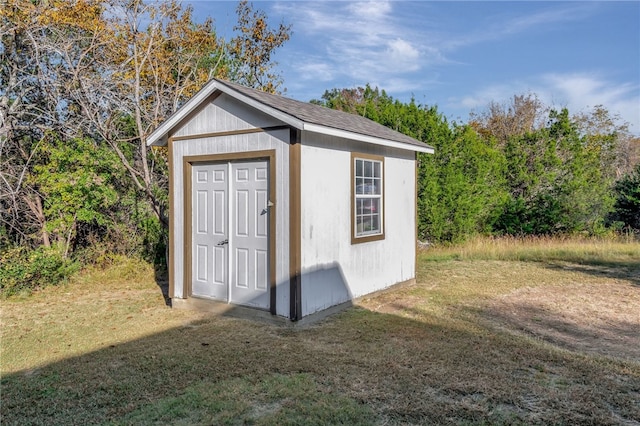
top-left (187, 1), bottom-right (640, 133)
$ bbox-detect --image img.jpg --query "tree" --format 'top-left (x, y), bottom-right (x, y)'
top-left (610, 164), bottom-right (640, 233)
top-left (229, 0), bottom-right (292, 93)
top-left (493, 108), bottom-right (617, 235)
top-left (1, 0), bottom-right (292, 260)
top-left (472, 95), bottom-right (633, 236)
top-left (418, 123), bottom-right (507, 242)
top-left (29, 136), bottom-right (122, 258)
top-left (573, 104), bottom-right (640, 179)
top-left (0, 0), bottom-right (65, 249)
top-left (469, 93), bottom-right (547, 147)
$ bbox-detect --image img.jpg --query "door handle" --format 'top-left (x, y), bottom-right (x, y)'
top-left (261, 200), bottom-right (274, 216)
top-left (217, 239), bottom-right (228, 246)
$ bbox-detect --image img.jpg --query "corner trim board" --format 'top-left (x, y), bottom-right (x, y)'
top-left (289, 128), bottom-right (302, 321)
top-left (168, 138), bottom-right (175, 298)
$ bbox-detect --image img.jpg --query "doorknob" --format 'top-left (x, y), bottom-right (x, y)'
top-left (261, 200), bottom-right (274, 216)
top-left (217, 239), bottom-right (228, 246)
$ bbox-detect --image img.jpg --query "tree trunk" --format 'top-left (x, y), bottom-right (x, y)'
top-left (23, 194), bottom-right (50, 247)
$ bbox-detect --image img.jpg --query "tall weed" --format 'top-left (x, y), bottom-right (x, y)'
top-left (420, 235), bottom-right (640, 263)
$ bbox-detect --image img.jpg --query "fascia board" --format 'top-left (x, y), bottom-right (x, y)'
top-left (147, 79), bottom-right (434, 155)
top-left (217, 85), bottom-right (305, 130)
top-left (303, 123), bottom-right (435, 154)
top-left (146, 80), bottom-right (219, 146)
top-left (146, 81), bottom-right (305, 147)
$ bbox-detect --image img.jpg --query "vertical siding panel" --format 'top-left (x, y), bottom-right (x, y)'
top-left (173, 94), bottom-right (281, 138)
top-left (299, 134), bottom-right (416, 317)
top-left (275, 132), bottom-right (290, 317)
top-left (225, 107), bottom-right (234, 132)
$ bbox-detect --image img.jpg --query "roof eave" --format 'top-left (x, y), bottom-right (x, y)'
top-left (147, 79), bottom-right (435, 155)
top-left (146, 80), bottom-right (305, 147)
top-left (147, 79), bottom-right (217, 146)
top-left (217, 83), bottom-right (305, 130)
top-left (303, 123), bottom-right (435, 154)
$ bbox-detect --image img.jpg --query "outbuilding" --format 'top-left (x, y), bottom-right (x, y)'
top-left (147, 79), bottom-right (434, 322)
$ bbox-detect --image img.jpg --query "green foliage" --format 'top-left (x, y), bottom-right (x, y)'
top-left (419, 123), bottom-right (507, 243)
top-left (29, 136), bottom-right (121, 256)
top-left (133, 210), bottom-right (167, 267)
top-left (493, 108), bottom-right (617, 236)
top-left (0, 246), bottom-right (79, 296)
top-left (12, 132), bottom-right (168, 272)
top-left (610, 163), bottom-right (640, 232)
top-left (2, 0), bottom-right (289, 284)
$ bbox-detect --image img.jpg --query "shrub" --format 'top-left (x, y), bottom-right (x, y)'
top-left (0, 246), bottom-right (79, 296)
top-left (609, 163), bottom-right (640, 233)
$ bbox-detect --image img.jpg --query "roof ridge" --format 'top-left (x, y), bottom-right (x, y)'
top-left (213, 78), bottom-right (433, 151)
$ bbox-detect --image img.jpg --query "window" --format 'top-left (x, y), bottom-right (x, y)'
top-left (352, 153), bottom-right (384, 243)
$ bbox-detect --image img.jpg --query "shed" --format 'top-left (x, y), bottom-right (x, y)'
top-left (147, 78), bottom-right (434, 321)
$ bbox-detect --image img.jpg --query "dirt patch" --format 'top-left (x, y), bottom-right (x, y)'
top-left (482, 280), bottom-right (640, 361)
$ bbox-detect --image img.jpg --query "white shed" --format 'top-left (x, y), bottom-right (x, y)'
top-left (147, 79), bottom-right (434, 322)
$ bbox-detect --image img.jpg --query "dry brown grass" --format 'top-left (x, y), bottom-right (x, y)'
top-left (1, 240), bottom-right (639, 425)
top-left (484, 280), bottom-right (639, 361)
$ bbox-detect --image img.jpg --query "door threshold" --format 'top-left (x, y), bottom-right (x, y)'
top-left (173, 297), bottom-right (288, 325)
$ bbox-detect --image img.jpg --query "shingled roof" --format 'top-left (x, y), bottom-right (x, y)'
top-left (147, 78), bottom-right (434, 154)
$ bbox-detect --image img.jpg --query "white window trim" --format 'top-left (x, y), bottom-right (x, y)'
top-left (351, 153), bottom-right (385, 244)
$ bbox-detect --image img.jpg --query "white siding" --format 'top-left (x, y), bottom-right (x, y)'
top-left (299, 133), bottom-right (416, 317)
top-left (170, 92), bottom-right (418, 320)
top-left (173, 93), bottom-right (282, 137)
top-left (171, 107), bottom-right (290, 318)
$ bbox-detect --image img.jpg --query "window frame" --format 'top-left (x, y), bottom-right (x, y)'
top-left (351, 152), bottom-right (385, 244)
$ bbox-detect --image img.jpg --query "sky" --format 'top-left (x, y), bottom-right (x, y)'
top-left (186, 1), bottom-right (640, 134)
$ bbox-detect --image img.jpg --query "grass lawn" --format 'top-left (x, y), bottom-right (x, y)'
top-left (1, 239), bottom-right (639, 425)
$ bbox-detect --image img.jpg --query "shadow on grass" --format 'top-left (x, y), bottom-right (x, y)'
top-left (480, 302), bottom-right (640, 361)
top-left (542, 258), bottom-right (640, 287)
top-left (153, 263), bottom-right (171, 307)
top-left (2, 303), bottom-right (640, 425)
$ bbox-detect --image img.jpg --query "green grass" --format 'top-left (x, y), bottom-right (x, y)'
top-left (1, 239), bottom-right (639, 425)
top-left (116, 374), bottom-right (374, 425)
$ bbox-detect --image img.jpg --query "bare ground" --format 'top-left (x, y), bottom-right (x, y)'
top-left (361, 259), bottom-right (640, 363)
top-left (482, 279), bottom-right (639, 361)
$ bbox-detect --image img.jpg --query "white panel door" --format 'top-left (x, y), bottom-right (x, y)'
top-left (192, 163), bottom-right (228, 300)
top-left (229, 161), bottom-right (270, 308)
top-left (191, 160), bottom-right (269, 310)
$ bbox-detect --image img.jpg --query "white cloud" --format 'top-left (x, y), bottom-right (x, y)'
top-left (387, 38), bottom-right (420, 69)
top-left (453, 73), bottom-right (640, 133)
top-left (442, 3), bottom-right (595, 51)
top-left (268, 1), bottom-right (638, 133)
top-left (275, 1), bottom-right (592, 94)
top-left (346, 1), bottom-right (392, 20)
top-left (502, 4), bottom-right (593, 35)
top-left (274, 1), bottom-right (430, 85)
top-left (296, 61), bottom-right (335, 82)
top-left (542, 73), bottom-right (640, 133)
